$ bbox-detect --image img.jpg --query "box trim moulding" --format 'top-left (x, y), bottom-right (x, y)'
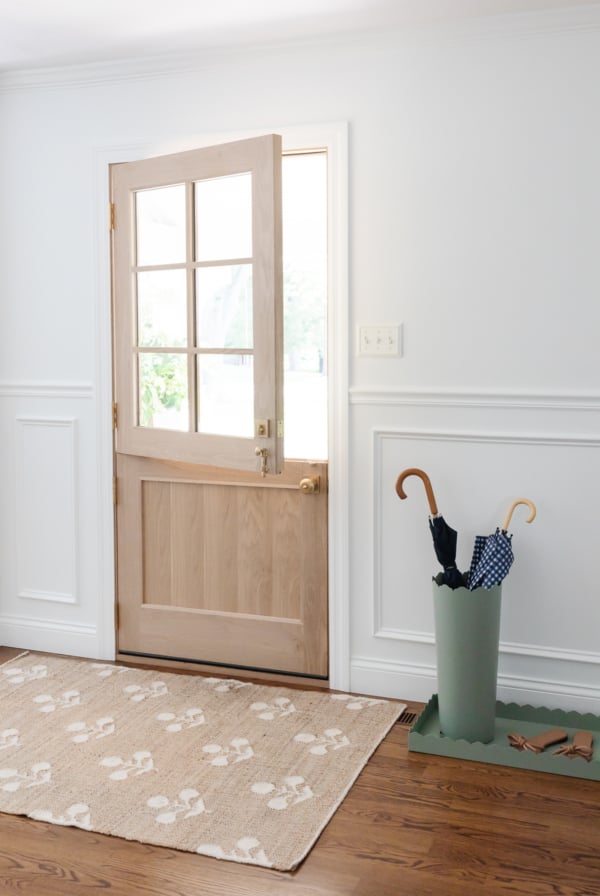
top-left (499, 642), bottom-right (600, 665)
top-left (349, 387), bottom-right (600, 411)
top-left (375, 627), bottom-right (600, 668)
top-left (18, 588), bottom-right (78, 605)
top-left (375, 627), bottom-right (435, 645)
top-left (372, 427), bottom-right (600, 665)
top-left (15, 416), bottom-right (80, 608)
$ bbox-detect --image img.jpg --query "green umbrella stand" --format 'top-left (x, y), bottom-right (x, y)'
top-left (433, 581), bottom-right (502, 743)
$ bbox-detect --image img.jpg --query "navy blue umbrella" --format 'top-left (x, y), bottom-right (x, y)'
top-left (468, 498), bottom-right (536, 590)
top-left (396, 468), bottom-right (465, 589)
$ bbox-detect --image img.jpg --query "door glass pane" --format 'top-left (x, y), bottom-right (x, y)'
top-left (282, 152), bottom-right (328, 460)
top-left (197, 354), bottom-right (253, 437)
top-left (139, 352), bottom-right (188, 430)
top-left (136, 184), bottom-right (186, 267)
top-left (195, 173), bottom-right (252, 262)
top-left (138, 269), bottom-right (187, 348)
top-left (196, 264), bottom-right (253, 349)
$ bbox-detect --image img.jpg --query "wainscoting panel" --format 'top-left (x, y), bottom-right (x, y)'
top-left (0, 384), bottom-right (107, 659)
top-left (349, 393), bottom-right (600, 711)
top-left (375, 427), bottom-right (600, 654)
top-left (15, 417), bottom-right (79, 605)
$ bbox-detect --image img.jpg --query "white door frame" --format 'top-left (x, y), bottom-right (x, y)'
top-left (93, 122), bottom-right (350, 689)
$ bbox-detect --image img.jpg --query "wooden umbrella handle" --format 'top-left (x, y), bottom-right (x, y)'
top-left (502, 498), bottom-right (536, 532)
top-left (395, 468), bottom-right (439, 516)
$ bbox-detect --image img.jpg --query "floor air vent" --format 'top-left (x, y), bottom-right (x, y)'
top-left (397, 710), bottom-right (418, 727)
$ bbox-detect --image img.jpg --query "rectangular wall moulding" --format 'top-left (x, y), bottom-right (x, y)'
top-left (16, 417), bottom-right (79, 605)
top-left (374, 428), bottom-right (600, 658)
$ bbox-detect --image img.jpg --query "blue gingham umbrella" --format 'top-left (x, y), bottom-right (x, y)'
top-left (468, 498), bottom-right (536, 591)
top-left (468, 528), bottom-right (513, 589)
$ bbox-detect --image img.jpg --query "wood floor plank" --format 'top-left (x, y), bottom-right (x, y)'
top-left (1, 652), bottom-right (599, 895)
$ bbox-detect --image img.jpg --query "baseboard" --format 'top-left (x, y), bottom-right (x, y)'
top-left (350, 656), bottom-right (600, 714)
top-left (496, 674), bottom-right (600, 713)
top-left (0, 615), bottom-right (99, 659)
top-left (351, 656), bottom-right (437, 703)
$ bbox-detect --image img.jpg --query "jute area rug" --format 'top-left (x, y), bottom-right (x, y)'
top-left (0, 653), bottom-right (404, 871)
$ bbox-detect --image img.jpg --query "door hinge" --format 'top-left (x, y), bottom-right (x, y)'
top-left (114, 602), bottom-right (119, 629)
top-left (109, 202), bottom-right (116, 231)
top-left (113, 475), bottom-right (118, 505)
top-left (112, 401), bottom-right (118, 430)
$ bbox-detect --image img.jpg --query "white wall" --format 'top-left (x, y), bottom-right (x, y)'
top-left (1, 7), bottom-right (599, 711)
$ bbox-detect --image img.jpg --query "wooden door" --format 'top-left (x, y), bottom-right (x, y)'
top-left (111, 137), bottom-right (329, 679)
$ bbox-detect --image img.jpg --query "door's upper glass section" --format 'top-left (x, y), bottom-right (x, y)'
top-left (126, 143), bottom-right (327, 461)
top-left (195, 173), bottom-right (252, 262)
top-left (137, 269), bottom-right (187, 348)
top-left (133, 173), bottom-right (255, 437)
top-left (196, 264), bottom-right (253, 350)
top-left (197, 355), bottom-right (254, 438)
top-left (136, 184), bottom-right (186, 267)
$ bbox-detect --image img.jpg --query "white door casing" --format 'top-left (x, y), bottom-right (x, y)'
top-left (93, 123), bottom-right (349, 688)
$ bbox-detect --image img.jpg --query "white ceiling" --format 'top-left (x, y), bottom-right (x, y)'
top-left (0, 0), bottom-right (597, 71)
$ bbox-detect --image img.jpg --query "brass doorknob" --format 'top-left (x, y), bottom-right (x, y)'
top-left (299, 477), bottom-right (319, 495)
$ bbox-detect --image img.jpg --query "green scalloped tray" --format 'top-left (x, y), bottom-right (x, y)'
top-left (409, 694), bottom-right (600, 781)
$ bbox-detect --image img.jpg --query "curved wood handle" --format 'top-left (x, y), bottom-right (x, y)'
top-left (502, 498), bottom-right (536, 532)
top-left (395, 468), bottom-right (439, 516)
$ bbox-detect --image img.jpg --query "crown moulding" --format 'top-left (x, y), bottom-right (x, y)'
top-left (2, 4), bottom-right (600, 93)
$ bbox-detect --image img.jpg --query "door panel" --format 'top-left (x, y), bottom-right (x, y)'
top-left (116, 455), bottom-right (328, 676)
top-left (111, 134), bottom-right (283, 474)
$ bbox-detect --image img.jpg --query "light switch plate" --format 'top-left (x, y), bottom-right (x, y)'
top-left (357, 324), bottom-right (402, 356)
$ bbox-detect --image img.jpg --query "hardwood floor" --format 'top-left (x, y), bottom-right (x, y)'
top-left (1, 646), bottom-right (599, 895)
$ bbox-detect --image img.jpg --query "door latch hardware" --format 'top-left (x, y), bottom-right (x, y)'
top-left (255, 418), bottom-right (270, 438)
top-left (255, 447), bottom-right (269, 477)
top-left (299, 477), bottom-right (320, 495)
